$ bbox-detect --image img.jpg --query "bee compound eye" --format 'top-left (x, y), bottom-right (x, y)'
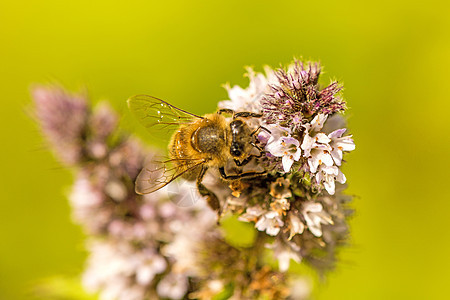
top-left (230, 145), bottom-right (242, 157)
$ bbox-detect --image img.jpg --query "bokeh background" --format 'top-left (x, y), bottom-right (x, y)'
top-left (1, 0), bottom-right (449, 299)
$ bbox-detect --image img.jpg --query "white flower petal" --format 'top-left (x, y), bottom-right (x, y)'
top-left (336, 170), bottom-right (347, 184)
top-left (328, 128), bottom-right (346, 139)
top-left (266, 226), bottom-right (281, 236)
top-left (301, 134), bottom-right (315, 157)
top-left (282, 136), bottom-right (300, 147)
top-left (278, 252), bottom-right (291, 272)
top-left (321, 165), bottom-right (339, 175)
top-left (292, 147), bottom-right (302, 161)
top-left (288, 214), bottom-right (305, 240)
top-left (303, 202), bottom-right (333, 237)
top-left (324, 177), bottom-right (336, 195)
top-left (308, 155), bottom-right (320, 173)
top-left (310, 114), bottom-right (328, 131)
top-left (255, 211), bottom-right (283, 236)
top-left (265, 211), bottom-right (279, 218)
top-left (337, 137), bottom-right (356, 151)
top-left (265, 140), bottom-right (285, 157)
top-left (227, 85), bottom-right (247, 102)
top-left (282, 155), bottom-right (295, 172)
top-left (315, 133), bottom-right (331, 144)
top-left (157, 274), bottom-right (189, 300)
top-left (315, 170), bottom-right (323, 183)
top-left (314, 143), bottom-right (332, 151)
top-left (257, 130), bottom-right (271, 144)
top-left (320, 152), bottom-right (334, 167)
top-left (304, 202), bottom-right (322, 213)
top-left (136, 265), bottom-right (155, 285)
top-left (331, 148), bottom-right (343, 166)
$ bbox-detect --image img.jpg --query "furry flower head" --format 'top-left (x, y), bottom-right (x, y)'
top-left (262, 60), bottom-right (346, 126)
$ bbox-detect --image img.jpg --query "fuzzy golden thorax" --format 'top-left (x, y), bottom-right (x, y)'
top-left (169, 113), bottom-right (230, 180)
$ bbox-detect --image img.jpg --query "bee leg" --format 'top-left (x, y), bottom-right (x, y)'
top-left (234, 146), bottom-right (265, 167)
top-left (250, 142), bottom-right (264, 158)
top-left (233, 112), bottom-right (263, 118)
top-left (197, 166), bottom-right (222, 217)
top-left (233, 152), bottom-right (262, 166)
top-left (217, 108), bottom-right (235, 115)
top-left (219, 166), bottom-right (267, 180)
top-left (248, 126), bottom-right (270, 157)
top-left (250, 125), bottom-right (271, 136)
top-left (233, 157), bottom-right (253, 167)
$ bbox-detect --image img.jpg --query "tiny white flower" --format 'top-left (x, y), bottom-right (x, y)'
top-left (70, 175), bottom-right (103, 209)
top-left (307, 148), bottom-right (334, 173)
top-left (315, 165), bottom-right (346, 195)
top-left (288, 213), bottom-right (305, 240)
top-left (301, 132), bottom-right (332, 159)
top-left (267, 239), bottom-right (301, 272)
top-left (136, 255), bottom-right (167, 285)
top-left (157, 273), bottom-right (189, 300)
top-left (238, 206), bottom-right (265, 223)
top-left (300, 133), bottom-right (315, 158)
top-left (219, 67), bottom-right (274, 113)
top-left (302, 117), bottom-right (334, 174)
top-left (310, 113), bottom-right (328, 132)
top-left (266, 124), bottom-right (291, 139)
top-left (208, 280), bottom-right (225, 293)
top-left (328, 128), bottom-right (355, 166)
top-left (302, 202), bottom-right (333, 237)
top-left (277, 246), bottom-right (301, 272)
top-left (269, 178), bottom-right (292, 200)
top-left (265, 128), bottom-right (302, 172)
top-left (270, 198), bottom-right (291, 215)
top-left (289, 277), bottom-right (312, 300)
top-left (255, 210), bottom-right (284, 236)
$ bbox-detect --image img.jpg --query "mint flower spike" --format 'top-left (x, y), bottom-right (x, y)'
top-left (33, 86), bottom-right (89, 164)
top-left (33, 85), bottom-right (307, 300)
top-left (216, 59), bottom-right (355, 273)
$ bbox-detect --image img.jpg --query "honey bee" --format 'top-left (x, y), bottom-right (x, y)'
top-left (127, 95), bottom-right (267, 213)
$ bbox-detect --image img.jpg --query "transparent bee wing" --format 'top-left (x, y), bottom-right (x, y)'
top-left (135, 155), bottom-right (205, 195)
top-left (127, 95), bottom-right (203, 131)
top-left (165, 179), bottom-right (202, 207)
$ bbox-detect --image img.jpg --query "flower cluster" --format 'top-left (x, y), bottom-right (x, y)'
top-left (33, 86), bottom-right (308, 299)
top-left (261, 60), bottom-right (345, 125)
top-left (217, 59), bottom-right (355, 272)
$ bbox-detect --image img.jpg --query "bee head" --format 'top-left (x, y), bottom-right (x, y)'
top-left (229, 119), bottom-right (250, 158)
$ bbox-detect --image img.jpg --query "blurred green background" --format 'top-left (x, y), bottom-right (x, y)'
top-left (1, 0), bottom-right (449, 299)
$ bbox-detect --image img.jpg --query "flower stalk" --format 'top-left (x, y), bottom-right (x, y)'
top-left (32, 80), bottom-right (323, 299)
